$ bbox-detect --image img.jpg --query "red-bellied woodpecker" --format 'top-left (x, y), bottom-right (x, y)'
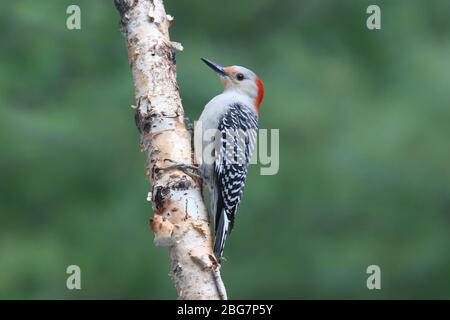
top-left (195, 58), bottom-right (265, 262)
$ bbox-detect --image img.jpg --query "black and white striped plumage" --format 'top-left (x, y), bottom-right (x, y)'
top-left (212, 103), bottom-right (258, 259)
top-left (195, 61), bottom-right (264, 263)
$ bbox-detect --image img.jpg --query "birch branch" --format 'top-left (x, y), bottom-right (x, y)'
top-left (114, 0), bottom-right (226, 300)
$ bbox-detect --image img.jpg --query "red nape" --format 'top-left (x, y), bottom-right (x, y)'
top-left (255, 77), bottom-right (265, 111)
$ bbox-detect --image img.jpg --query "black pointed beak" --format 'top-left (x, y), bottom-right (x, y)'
top-left (201, 57), bottom-right (229, 77)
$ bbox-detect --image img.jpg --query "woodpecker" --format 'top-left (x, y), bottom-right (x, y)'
top-left (195, 58), bottom-right (264, 262)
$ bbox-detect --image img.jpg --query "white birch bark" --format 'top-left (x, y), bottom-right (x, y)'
top-left (114, 0), bottom-right (226, 300)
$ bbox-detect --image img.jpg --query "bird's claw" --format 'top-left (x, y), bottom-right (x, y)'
top-left (162, 159), bottom-right (203, 183)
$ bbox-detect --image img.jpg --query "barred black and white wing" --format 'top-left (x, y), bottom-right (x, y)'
top-left (213, 103), bottom-right (258, 260)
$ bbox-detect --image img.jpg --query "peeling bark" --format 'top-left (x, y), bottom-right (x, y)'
top-left (114, 0), bottom-right (226, 300)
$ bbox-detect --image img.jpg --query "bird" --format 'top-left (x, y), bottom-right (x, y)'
top-left (194, 57), bottom-right (264, 262)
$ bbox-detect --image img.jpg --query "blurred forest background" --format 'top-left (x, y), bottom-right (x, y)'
top-left (1, 0), bottom-right (450, 299)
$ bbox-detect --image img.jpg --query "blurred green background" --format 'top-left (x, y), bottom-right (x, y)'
top-left (1, 0), bottom-right (450, 299)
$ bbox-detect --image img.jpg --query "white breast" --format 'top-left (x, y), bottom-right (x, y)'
top-left (194, 90), bottom-right (254, 188)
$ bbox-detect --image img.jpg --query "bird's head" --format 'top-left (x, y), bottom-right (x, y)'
top-left (201, 58), bottom-right (264, 111)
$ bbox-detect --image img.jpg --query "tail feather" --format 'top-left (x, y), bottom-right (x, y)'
top-left (214, 209), bottom-right (230, 261)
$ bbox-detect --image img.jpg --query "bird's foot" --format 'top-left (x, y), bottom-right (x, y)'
top-left (162, 159), bottom-right (203, 183)
top-left (184, 116), bottom-right (194, 132)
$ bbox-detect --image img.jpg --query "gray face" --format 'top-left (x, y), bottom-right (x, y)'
top-left (201, 58), bottom-right (262, 102)
top-left (220, 65), bottom-right (260, 100)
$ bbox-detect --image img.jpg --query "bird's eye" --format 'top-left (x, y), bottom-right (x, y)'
top-left (236, 73), bottom-right (244, 81)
